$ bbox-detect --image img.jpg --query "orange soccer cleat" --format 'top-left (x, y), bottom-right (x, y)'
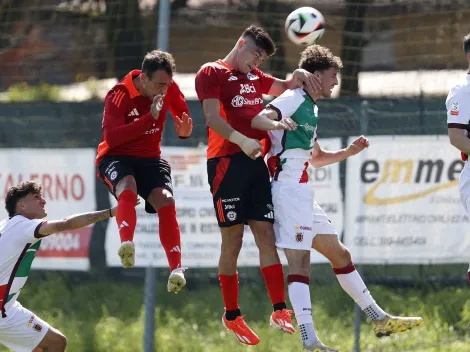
top-left (222, 313), bottom-right (260, 345)
top-left (270, 309), bottom-right (295, 334)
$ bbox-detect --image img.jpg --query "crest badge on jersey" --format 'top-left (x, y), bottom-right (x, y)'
top-left (247, 72), bottom-right (259, 80)
top-left (451, 102), bottom-right (459, 116)
top-left (295, 232), bottom-right (303, 242)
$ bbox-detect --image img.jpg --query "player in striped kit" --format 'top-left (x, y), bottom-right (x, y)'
top-left (0, 181), bottom-right (121, 352)
top-left (446, 33), bottom-right (470, 282)
top-left (252, 44), bottom-right (423, 351)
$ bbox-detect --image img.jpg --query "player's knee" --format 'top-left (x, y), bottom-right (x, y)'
top-left (253, 227), bottom-right (276, 251)
top-left (116, 176), bottom-right (137, 194)
top-left (56, 334), bottom-right (67, 350)
top-left (159, 194), bottom-right (175, 208)
top-left (48, 330), bottom-right (67, 351)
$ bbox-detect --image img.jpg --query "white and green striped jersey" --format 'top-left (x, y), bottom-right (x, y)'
top-left (267, 88), bottom-right (318, 183)
top-left (0, 216), bottom-right (43, 317)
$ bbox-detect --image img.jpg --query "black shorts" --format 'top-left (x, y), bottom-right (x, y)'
top-left (207, 152), bottom-right (274, 227)
top-left (98, 155), bottom-right (173, 214)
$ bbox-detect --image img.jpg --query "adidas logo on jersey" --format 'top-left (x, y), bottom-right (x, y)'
top-left (128, 108), bottom-right (139, 117)
top-left (228, 75), bottom-right (238, 81)
top-left (264, 211), bottom-right (274, 219)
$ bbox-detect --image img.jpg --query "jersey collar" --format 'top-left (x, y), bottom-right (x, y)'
top-left (122, 70), bottom-right (142, 99)
top-left (302, 89), bottom-right (316, 104)
top-left (216, 59), bottom-right (234, 71)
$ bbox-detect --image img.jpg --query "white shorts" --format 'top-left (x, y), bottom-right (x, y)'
top-left (0, 301), bottom-right (49, 352)
top-left (459, 162), bottom-right (470, 215)
top-left (272, 181), bottom-right (337, 251)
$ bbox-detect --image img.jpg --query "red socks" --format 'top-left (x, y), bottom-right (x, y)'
top-left (219, 273), bottom-right (239, 311)
top-left (158, 204), bottom-right (182, 271)
top-left (116, 190), bottom-right (137, 243)
top-left (261, 264), bottom-right (286, 307)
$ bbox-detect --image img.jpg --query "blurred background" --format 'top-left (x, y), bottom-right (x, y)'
top-left (1, 0), bottom-right (470, 351)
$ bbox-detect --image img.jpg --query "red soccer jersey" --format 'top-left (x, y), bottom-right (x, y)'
top-left (95, 70), bottom-right (189, 164)
top-left (195, 60), bottom-right (275, 159)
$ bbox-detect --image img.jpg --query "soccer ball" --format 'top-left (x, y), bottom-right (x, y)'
top-left (285, 7), bottom-right (325, 46)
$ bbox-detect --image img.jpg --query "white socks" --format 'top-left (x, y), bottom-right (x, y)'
top-left (288, 278), bottom-right (318, 346)
top-left (334, 264), bottom-right (387, 321)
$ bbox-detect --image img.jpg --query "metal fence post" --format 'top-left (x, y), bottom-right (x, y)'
top-left (353, 100), bottom-right (370, 352)
top-left (143, 1), bottom-right (171, 351)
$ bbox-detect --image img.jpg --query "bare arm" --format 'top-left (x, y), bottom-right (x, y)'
top-left (251, 108), bottom-right (297, 131)
top-left (310, 141), bottom-right (352, 168)
top-left (310, 136), bottom-right (369, 168)
top-left (37, 208), bottom-right (115, 237)
top-left (448, 128), bottom-right (470, 155)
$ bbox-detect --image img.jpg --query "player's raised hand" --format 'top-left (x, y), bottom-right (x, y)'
top-left (292, 68), bottom-right (322, 93)
top-left (347, 135), bottom-right (370, 156)
top-left (274, 118), bottom-right (297, 131)
top-left (175, 112), bottom-right (193, 137)
top-left (150, 94), bottom-right (165, 119)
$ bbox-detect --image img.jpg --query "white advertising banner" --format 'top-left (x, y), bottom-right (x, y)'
top-left (106, 140), bottom-right (343, 268)
top-left (344, 136), bottom-right (470, 264)
top-left (0, 149), bottom-right (96, 271)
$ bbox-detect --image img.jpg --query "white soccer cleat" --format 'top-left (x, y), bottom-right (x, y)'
top-left (167, 267), bottom-right (186, 294)
top-left (118, 241), bottom-right (135, 268)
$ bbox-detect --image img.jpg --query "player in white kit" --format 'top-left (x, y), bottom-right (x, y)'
top-left (0, 181), bottom-right (120, 352)
top-left (251, 44), bottom-right (423, 351)
top-left (446, 33), bottom-right (470, 283)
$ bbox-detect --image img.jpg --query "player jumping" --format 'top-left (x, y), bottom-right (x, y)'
top-left (195, 25), bottom-right (322, 345)
top-left (447, 33), bottom-right (470, 282)
top-left (96, 50), bottom-right (192, 293)
top-left (252, 44), bottom-right (424, 351)
top-left (0, 181), bottom-right (122, 352)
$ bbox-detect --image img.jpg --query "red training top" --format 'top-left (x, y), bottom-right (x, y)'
top-left (96, 70), bottom-right (189, 164)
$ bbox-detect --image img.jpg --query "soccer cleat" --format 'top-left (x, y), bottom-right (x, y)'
top-left (167, 267), bottom-right (186, 294)
top-left (270, 309), bottom-right (295, 333)
top-left (372, 314), bottom-right (423, 338)
top-left (118, 241), bottom-right (135, 268)
top-left (222, 313), bottom-right (260, 345)
top-left (303, 340), bottom-right (339, 352)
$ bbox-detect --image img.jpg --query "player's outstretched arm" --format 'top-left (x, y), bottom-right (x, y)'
top-left (251, 108), bottom-right (297, 131)
top-left (36, 207), bottom-right (117, 237)
top-left (448, 128), bottom-right (470, 155)
top-left (268, 69), bottom-right (321, 97)
top-left (310, 136), bottom-right (369, 168)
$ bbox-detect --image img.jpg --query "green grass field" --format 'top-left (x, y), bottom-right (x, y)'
top-left (0, 273), bottom-right (469, 352)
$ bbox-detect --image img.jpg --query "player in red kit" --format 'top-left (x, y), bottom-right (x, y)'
top-left (96, 51), bottom-right (192, 294)
top-left (195, 25), bottom-right (321, 344)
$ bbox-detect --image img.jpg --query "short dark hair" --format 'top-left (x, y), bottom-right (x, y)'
top-left (298, 45), bottom-right (343, 73)
top-left (464, 34), bottom-right (470, 55)
top-left (141, 50), bottom-right (176, 78)
top-left (242, 25), bottom-right (277, 57)
top-left (5, 181), bottom-right (42, 218)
